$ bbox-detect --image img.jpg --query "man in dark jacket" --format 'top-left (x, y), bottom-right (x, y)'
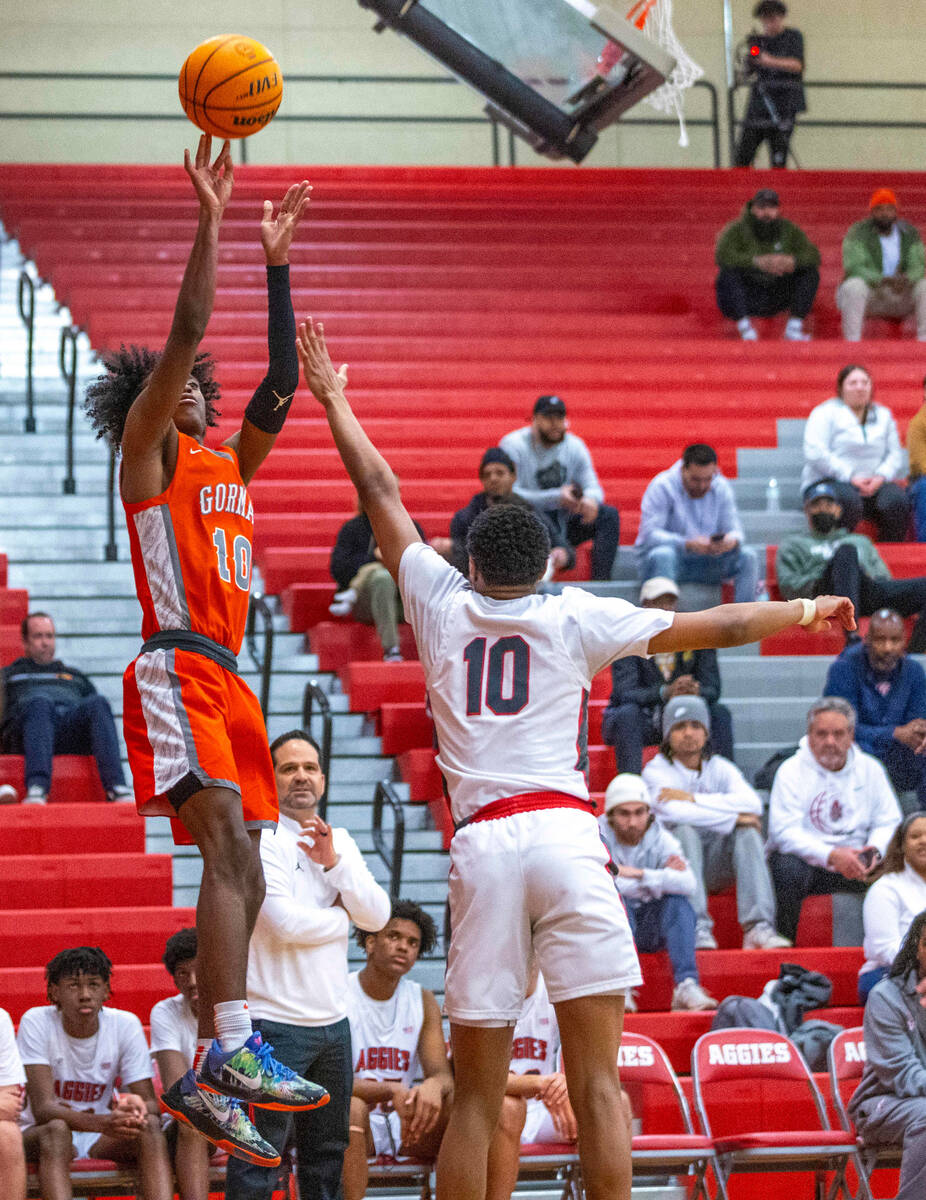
top-left (601, 577), bottom-right (734, 773)
top-left (715, 188), bottom-right (820, 341)
top-left (733, 0), bottom-right (806, 169)
top-left (825, 609), bottom-right (926, 808)
top-left (0, 612), bottom-right (132, 804)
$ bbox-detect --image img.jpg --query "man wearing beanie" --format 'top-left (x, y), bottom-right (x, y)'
top-left (837, 189), bottom-right (926, 341)
top-left (598, 773), bottom-right (717, 1012)
top-left (642, 695), bottom-right (790, 951)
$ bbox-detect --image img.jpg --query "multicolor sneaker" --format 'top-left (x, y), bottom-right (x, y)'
top-left (160, 1069), bottom-right (280, 1167)
top-left (198, 1031), bottom-right (330, 1111)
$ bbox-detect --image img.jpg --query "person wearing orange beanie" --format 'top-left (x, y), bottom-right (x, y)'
top-left (837, 189), bottom-right (926, 341)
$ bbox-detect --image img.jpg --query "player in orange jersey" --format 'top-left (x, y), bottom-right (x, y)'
top-left (84, 136), bottom-right (328, 1165)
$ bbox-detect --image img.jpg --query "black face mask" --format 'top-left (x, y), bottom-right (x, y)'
top-left (810, 512), bottom-right (838, 534)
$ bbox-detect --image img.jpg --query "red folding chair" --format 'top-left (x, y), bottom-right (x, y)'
top-left (829, 1025), bottom-right (900, 1195)
top-left (691, 1028), bottom-right (868, 1200)
top-left (620, 1030), bottom-right (726, 1199)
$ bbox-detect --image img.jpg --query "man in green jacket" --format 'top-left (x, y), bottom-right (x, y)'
top-left (715, 189), bottom-right (820, 342)
top-left (776, 481), bottom-right (926, 651)
top-left (836, 188), bottom-right (926, 341)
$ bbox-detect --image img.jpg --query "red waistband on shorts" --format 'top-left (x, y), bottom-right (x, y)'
top-left (455, 790), bottom-right (596, 833)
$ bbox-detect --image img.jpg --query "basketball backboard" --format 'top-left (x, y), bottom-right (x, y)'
top-left (358, 0), bottom-right (677, 162)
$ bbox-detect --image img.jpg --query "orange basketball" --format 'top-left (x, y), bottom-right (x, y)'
top-left (179, 34), bottom-right (283, 140)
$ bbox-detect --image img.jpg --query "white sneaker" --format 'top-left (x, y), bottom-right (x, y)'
top-left (671, 978), bottom-right (718, 1012)
top-left (0, 784), bottom-right (17, 804)
top-left (743, 922), bottom-right (792, 950)
top-left (106, 785), bottom-right (134, 803)
top-left (783, 323), bottom-right (811, 342)
top-left (623, 989), bottom-right (638, 1013)
top-left (23, 785), bottom-right (48, 805)
top-left (328, 587), bottom-right (356, 617)
top-left (737, 318), bottom-right (759, 341)
top-left (695, 922), bottom-right (719, 950)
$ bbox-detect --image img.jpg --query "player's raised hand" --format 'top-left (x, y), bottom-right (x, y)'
top-left (297, 318), bottom-right (349, 407)
top-left (805, 595), bottom-right (856, 634)
top-left (184, 134), bottom-right (234, 219)
top-left (261, 181), bottom-right (311, 266)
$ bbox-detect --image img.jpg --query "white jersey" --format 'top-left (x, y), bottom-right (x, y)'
top-left (398, 543), bottom-right (672, 823)
top-left (509, 974), bottom-right (560, 1077)
top-left (0, 1008), bottom-right (25, 1087)
top-left (149, 993), bottom-right (197, 1068)
top-left (17, 1005), bottom-right (152, 1129)
top-left (346, 971), bottom-right (423, 1090)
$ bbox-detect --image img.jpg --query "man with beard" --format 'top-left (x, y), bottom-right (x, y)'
top-left (825, 609), bottom-right (926, 809)
top-left (500, 396), bottom-right (620, 581)
top-left (714, 188), bottom-right (820, 341)
top-left (776, 482), bottom-right (926, 652)
top-left (836, 189), bottom-right (926, 341)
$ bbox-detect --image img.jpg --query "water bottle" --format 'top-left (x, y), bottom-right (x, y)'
top-left (765, 478), bottom-right (780, 513)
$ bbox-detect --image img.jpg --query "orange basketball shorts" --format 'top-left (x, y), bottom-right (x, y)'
top-left (123, 645), bottom-right (278, 844)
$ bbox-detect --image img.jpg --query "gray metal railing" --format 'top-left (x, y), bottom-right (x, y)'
top-left (302, 679), bottom-right (333, 822)
top-left (16, 270), bottom-right (36, 432)
top-left (372, 779), bottom-right (406, 901)
top-left (59, 324), bottom-right (80, 494)
top-left (245, 594), bottom-right (275, 720)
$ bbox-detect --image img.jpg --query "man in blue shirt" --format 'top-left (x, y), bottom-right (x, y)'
top-left (825, 608), bottom-right (926, 808)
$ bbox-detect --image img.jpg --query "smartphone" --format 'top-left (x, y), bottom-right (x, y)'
top-left (858, 848), bottom-right (879, 870)
top-left (710, 532), bottom-right (725, 543)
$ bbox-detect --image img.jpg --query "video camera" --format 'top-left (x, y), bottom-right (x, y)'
top-left (734, 32), bottom-right (764, 83)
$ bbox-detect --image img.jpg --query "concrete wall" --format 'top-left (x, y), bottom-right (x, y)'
top-left (1, 1), bottom-right (921, 168)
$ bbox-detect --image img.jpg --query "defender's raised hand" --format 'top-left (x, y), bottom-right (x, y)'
top-left (183, 134), bottom-right (234, 219)
top-left (297, 318), bottom-right (349, 406)
top-left (806, 595), bottom-right (857, 634)
top-left (261, 181), bottom-right (312, 266)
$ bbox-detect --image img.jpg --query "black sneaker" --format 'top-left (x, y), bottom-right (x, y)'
top-left (161, 1069), bottom-right (280, 1167)
top-left (197, 1032), bottom-right (329, 1111)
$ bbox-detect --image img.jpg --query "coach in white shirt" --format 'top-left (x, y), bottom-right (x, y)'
top-left (225, 730), bottom-right (391, 1200)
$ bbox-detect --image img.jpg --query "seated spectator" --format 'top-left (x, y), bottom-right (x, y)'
top-left (849, 909), bottom-right (926, 1200)
top-left (18, 946), bottom-right (171, 1200)
top-left (0, 1006), bottom-right (25, 1200)
top-left (602, 576), bottom-right (734, 774)
top-left (329, 500), bottom-right (425, 662)
top-left (499, 395), bottom-right (620, 581)
top-left (802, 363), bottom-right (908, 541)
top-left (714, 188), bottom-right (820, 341)
top-left (150, 928), bottom-right (208, 1200)
top-left (776, 482), bottom-right (926, 651)
top-left (635, 443), bottom-right (759, 604)
top-left (907, 373), bottom-right (926, 541)
top-left (767, 697), bottom-right (902, 943)
top-left (836, 188), bottom-right (926, 342)
top-left (643, 695), bottom-right (790, 951)
top-left (0, 612), bottom-right (133, 805)
top-left (825, 609), bottom-right (926, 808)
top-left (858, 814), bottom-right (926, 1002)
top-left (598, 774), bottom-right (717, 1012)
top-left (343, 900), bottom-right (451, 1200)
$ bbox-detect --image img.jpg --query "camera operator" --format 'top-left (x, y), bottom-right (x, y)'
top-left (734, 0), bottom-right (805, 169)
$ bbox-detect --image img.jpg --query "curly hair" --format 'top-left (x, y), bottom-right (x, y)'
top-left (466, 503), bottom-right (550, 588)
top-left (354, 898), bottom-right (438, 956)
top-left (162, 927), bottom-right (197, 977)
top-left (84, 344), bottom-right (221, 450)
top-left (46, 946), bottom-right (112, 992)
top-left (889, 908), bottom-right (926, 980)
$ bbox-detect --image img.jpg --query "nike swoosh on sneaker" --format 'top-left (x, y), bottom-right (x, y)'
top-left (196, 1089), bottom-right (236, 1125)
top-left (224, 1065), bottom-right (263, 1091)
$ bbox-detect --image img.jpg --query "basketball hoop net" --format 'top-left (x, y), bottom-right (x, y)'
top-left (627, 0), bottom-right (703, 146)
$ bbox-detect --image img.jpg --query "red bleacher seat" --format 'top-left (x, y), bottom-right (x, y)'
top-left (0, 854), bottom-right (173, 910)
top-left (0, 754), bottom-right (106, 803)
top-left (0, 906), bottom-right (195, 969)
top-left (0, 803), bottom-right (144, 856)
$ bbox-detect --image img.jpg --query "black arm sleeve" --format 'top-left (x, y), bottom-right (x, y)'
top-left (244, 265), bottom-right (298, 434)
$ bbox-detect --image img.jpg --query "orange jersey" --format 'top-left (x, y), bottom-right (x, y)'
top-left (123, 432), bottom-right (254, 654)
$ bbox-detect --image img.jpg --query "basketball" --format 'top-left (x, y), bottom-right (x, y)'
top-left (179, 35), bottom-right (283, 140)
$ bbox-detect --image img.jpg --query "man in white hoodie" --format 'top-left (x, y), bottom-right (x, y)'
top-left (768, 697), bottom-right (902, 943)
top-left (643, 695), bottom-right (790, 951)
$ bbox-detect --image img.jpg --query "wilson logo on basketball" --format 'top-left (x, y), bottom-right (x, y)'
top-left (707, 1043), bottom-right (791, 1066)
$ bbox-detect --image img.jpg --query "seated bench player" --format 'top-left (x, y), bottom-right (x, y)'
top-left (0, 1005), bottom-right (26, 1200)
top-left (17, 946), bottom-right (172, 1200)
top-left (343, 899), bottom-right (452, 1200)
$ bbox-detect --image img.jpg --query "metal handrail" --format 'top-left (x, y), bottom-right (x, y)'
top-left (16, 270), bottom-right (36, 433)
top-left (245, 594), bottom-right (275, 721)
top-left (59, 324), bottom-right (80, 494)
top-left (104, 447), bottom-right (118, 562)
top-left (372, 779), bottom-right (406, 901)
top-left (302, 679), bottom-right (333, 822)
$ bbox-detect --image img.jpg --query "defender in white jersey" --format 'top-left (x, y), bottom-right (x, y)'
top-left (0, 1006), bottom-right (26, 1200)
top-left (18, 947), bottom-right (172, 1199)
top-left (297, 315), bottom-right (856, 1200)
top-left (343, 900), bottom-right (452, 1200)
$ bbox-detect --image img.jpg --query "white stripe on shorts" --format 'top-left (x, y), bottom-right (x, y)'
top-left (133, 648), bottom-right (200, 794)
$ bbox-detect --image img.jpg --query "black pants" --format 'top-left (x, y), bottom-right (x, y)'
top-left (734, 112), bottom-right (795, 168)
top-left (601, 701), bottom-right (734, 774)
top-left (816, 542), bottom-right (926, 652)
top-left (769, 851), bottom-right (868, 943)
top-left (821, 478), bottom-right (910, 543)
top-left (541, 503), bottom-right (621, 581)
top-left (715, 266), bottom-right (819, 321)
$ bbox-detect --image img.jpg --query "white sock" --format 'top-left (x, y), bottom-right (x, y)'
top-left (736, 317), bottom-right (755, 333)
top-left (193, 1038), bottom-right (211, 1074)
top-left (214, 1000), bottom-right (252, 1052)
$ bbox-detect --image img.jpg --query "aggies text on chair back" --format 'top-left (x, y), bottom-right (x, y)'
top-left (828, 1026), bottom-right (866, 1132)
top-left (692, 1028), bottom-right (830, 1138)
top-left (618, 1030), bottom-right (695, 1136)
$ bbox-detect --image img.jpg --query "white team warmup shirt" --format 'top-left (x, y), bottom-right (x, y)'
top-left (346, 971), bottom-right (425, 1158)
top-left (398, 544), bottom-right (673, 1024)
top-left (0, 1007), bottom-right (25, 1088)
top-left (17, 1005), bottom-right (152, 1159)
top-left (149, 993), bottom-right (197, 1068)
top-left (508, 975), bottom-right (570, 1145)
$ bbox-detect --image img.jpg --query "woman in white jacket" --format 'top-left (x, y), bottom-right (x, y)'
top-left (859, 813), bottom-right (926, 1001)
top-left (802, 363), bottom-right (909, 541)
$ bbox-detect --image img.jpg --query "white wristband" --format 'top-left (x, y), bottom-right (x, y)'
top-left (797, 598), bottom-right (817, 626)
